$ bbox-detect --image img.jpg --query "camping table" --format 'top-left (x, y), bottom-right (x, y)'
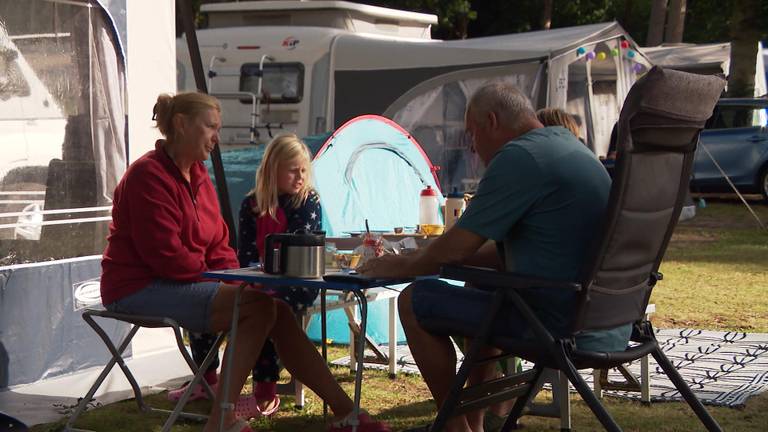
top-left (201, 267), bottom-right (414, 432)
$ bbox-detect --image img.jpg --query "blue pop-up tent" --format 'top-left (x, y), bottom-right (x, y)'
top-left (307, 115), bottom-right (444, 344)
top-left (313, 115), bottom-right (444, 236)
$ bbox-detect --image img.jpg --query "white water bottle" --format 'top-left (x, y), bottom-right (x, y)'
top-left (419, 185), bottom-right (441, 229)
top-left (444, 187), bottom-right (465, 230)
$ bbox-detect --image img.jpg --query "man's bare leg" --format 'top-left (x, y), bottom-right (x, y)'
top-left (399, 287), bottom-right (472, 432)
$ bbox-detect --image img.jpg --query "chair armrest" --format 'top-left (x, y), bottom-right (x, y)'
top-left (440, 265), bottom-right (582, 292)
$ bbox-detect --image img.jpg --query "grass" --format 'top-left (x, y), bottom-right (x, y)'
top-left (653, 200), bottom-right (768, 332)
top-left (30, 201), bottom-right (768, 431)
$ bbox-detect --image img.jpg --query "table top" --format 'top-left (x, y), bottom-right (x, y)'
top-left (202, 267), bottom-right (415, 291)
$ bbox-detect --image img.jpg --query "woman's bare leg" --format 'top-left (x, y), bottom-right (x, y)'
top-left (269, 299), bottom-right (355, 419)
top-left (203, 284), bottom-right (277, 432)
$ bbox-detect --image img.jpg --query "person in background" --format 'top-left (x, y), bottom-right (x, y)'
top-left (359, 82), bottom-right (626, 432)
top-left (174, 133), bottom-right (322, 419)
top-left (102, 92), bottom-right (389, 432)
top-left (536, 107), bottom-right (582, 139)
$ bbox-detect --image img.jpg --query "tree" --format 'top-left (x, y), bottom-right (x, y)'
top-left (726, 0), bottom-right (761, 97)
top-left (542, 0), bottom-right (553, 30)
top-left (354, 0), bottom-right (477, 39)
top-left (664, 0), bottom-right (686, 43)
top-left (646, 0), bottom-right (667, 46)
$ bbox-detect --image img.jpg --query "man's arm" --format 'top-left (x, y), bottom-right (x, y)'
top-left (462, 240), bottom-right (503, 270)
top-left (357, 226), bottom-right (486, 278)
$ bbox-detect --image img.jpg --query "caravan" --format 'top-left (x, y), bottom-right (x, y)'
top-left (176, 0), bottom-right (438, 147)
top-left (178, 1), bottom-right (652, 193)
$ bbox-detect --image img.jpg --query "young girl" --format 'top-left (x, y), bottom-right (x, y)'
top-left (235, 133), bottom-right (322, 417)
top-left (172, 133), bottom-right (322, 419)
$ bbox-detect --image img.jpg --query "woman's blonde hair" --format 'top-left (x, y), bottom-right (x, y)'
top-left (153, 92), bottom-right (221, 139)
top-left (251, 133), bottom-right (314, 219)
top-left (536, 107), bottom-right (580, 137)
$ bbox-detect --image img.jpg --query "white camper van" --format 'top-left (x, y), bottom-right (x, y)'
top-left (178, 1), bottom-right (652, 192)
top-left (176, 0), bottom-right (438, 147)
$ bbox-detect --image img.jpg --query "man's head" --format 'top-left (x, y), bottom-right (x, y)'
top-left (465, 82), bottom-right (542, 165)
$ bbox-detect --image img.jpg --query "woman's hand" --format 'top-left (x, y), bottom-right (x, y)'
top-left (357, 254), bottom-right (411, 278)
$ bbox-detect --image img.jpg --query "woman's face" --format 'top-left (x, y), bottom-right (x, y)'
top-left (276, 157), bottom-right (307, 195)
top-left (179, 108), bottom-right (221, 161)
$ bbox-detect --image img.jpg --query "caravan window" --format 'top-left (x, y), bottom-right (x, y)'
top-left (240, 63), bottom-right (304, 104)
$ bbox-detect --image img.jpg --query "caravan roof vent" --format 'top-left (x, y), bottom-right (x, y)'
top-left (201, 1), bottom-right (437, 39)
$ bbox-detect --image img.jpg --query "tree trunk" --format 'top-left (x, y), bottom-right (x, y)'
top-left (455, 15), bottom-right (469, 39)
top-left (664, 0), bottom-right (686, 44)
top-left (727, 0), bottom-right (760, 97)
top-left (541, 0), bottom-right (553, 30)
top-left (646, 0), bottom-right (667, 46)
top-left (622, 0), bottom-right (634, 32)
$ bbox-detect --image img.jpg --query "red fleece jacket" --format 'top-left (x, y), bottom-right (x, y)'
top-left (100, 140), bottom-right (238, 305)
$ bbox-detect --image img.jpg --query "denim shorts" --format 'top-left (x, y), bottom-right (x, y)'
top-left (409, 278), bottom-right (533, 340)
top-left (105, 279), bottom-right (220, 333)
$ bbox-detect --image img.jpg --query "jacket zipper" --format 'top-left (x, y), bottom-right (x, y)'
top-left (184, 180), bottom-right (200, 222)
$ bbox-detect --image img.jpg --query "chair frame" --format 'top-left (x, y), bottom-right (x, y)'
top-left (433, 267), bottom-right (722, 432)
top-left (426, 67), bottom-right (725, 432)
top-left (65, 309), bottom-right (225, 432)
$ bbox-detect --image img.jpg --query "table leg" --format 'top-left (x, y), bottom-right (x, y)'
top-left (388, 297), bottom-right (396, 378)
top-left (321, 288), bottom-right (328, 417)
top-left (218, 282), bottom-right (245, 432)
top-left (351, 291), bottom-right (368, 432)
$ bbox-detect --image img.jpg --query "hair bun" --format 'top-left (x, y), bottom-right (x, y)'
top-left (153, 94), bottom-right (175, 135)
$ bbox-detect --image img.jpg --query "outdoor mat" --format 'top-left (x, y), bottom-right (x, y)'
top-left (332, 328), bottom-right (768, 407)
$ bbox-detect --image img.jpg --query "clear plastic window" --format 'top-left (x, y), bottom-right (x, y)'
top-left (239, 62), bottom-right (304, 104)
top-left (0, 0), bottom-right (125, 265)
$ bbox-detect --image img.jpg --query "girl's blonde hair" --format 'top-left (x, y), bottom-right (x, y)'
top-left (536, 107), bottom-right (581, 138)
top-left (153, 92), bottom-right (221, 139)
top-left (250, 133), bottom-right (314, 219)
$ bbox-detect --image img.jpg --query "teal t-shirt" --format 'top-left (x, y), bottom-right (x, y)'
top-left (456, 126), bottom-right (631, 352)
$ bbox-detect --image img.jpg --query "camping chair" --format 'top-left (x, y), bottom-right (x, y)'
top-left (65, 308), bottom-right (225, 432)
top-left (427, 67), bottom-right (726, 432)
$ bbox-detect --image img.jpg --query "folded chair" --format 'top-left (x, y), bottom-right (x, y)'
top-left (65, 308), bottom-right (225, 432)
top-left (430, 67), bottom-right (726, 432)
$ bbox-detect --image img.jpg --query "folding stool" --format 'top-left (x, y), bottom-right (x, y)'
top-left (65, 308), bottom-right (225, 432)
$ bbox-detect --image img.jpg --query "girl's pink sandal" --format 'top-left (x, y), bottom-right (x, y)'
top-left (256, 395), bottom-right (280, 416)
top-left (234, 394), bottom-right (280, 419)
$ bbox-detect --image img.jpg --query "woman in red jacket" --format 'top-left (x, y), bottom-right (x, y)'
top-left (100, 92), bottom-right (389, 432)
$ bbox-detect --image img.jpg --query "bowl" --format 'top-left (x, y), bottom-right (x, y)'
top-left (335, 252), bottom-right (362, 270)
top-left (420, 224), bottom-right (445, 236)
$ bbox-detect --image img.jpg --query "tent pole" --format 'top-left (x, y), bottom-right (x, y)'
top-left (699, 143), bottom-right (766, 230)
top-left (177, 0), bottom-right (237, 248)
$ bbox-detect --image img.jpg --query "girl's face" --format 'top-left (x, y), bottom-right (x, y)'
top-left (276, 157), bottom-right (307, 195)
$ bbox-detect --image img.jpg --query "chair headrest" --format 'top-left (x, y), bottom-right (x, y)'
top-left (618, 66), bottom-right (725, 152)
top-left (627, 66), bottom-right (725, 122)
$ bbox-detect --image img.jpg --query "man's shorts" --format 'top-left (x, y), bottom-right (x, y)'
top-left (105, 279), bottom-right (219, 333)
top-left (409, 278), bottom-right (534, 340)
